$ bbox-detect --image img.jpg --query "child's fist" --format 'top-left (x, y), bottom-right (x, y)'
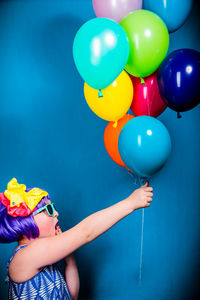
top-left (127, 181), bottom-right (153, 210)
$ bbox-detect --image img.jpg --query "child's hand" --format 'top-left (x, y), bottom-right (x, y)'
top-left (127, 181), bottom-right (153, 210)
top-left (55, 225), bottom-right (62, 235)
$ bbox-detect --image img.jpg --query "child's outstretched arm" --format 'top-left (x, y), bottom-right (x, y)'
top-left (17, 182), bottom-right (153, 277)
top-left (79, 181), bottom-right (152, 243)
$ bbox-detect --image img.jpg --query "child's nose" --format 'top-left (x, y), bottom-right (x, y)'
top-left (54, 209), bottom-right (59, 217)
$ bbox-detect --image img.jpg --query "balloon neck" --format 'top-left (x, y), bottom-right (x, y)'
top-left (112, 121), bottom-right (118, 128)
top-left (98, 89), bottom-right (103, 98)
top-left (140, 77), bottom-right (145, 84)
top-left (177, 112), bottom-right (182, 119)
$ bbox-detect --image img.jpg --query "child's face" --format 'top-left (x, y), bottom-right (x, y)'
top-left (33, 199), bottom-right (59, 238)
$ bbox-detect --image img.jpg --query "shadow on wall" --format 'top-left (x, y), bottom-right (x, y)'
top-left (182, 249), bottom-right (200, 300)
top-left (168, 0), bottom-right (200, 53)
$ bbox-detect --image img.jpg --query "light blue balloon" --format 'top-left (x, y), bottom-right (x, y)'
top-left (143, 0), bottom-right (194, 33)
top-left (118, 116), bottom-right (171, 178)
top-left (73, 18), bottom-right (129, 89)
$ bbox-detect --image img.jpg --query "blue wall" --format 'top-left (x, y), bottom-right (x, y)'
top-left (0, 1), bottom-right (199, 299)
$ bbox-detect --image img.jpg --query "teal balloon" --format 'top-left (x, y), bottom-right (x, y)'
top-left (118, 116), bottom-right (171, 177)
top-left (73, 18), bottom-right (130, 89)
top-left (143, 0), bottom-right (194, 33)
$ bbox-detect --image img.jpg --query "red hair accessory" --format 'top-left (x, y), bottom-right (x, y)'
top-left (0, 193), bottom-right (32, 217)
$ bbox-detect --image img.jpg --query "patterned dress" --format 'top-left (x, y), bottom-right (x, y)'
top-left (5, 245), bottom-right (72, 300)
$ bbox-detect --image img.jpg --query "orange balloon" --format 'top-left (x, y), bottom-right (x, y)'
top-left (104, 114), bottom-right (135, 166)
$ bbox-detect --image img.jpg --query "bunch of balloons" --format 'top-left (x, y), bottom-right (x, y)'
top-left (73, 0), bottom-right (199, 179)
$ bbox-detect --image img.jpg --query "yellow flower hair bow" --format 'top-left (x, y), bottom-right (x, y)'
top-left (4, 178), bottom-right (48, 211)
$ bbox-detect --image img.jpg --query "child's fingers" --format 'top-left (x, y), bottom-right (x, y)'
top-left (144, 192), bottom-right (153, 199)
top-left (146, 198), bottom-right (152, 202)
top-left (144, 187), bottom-right (153, 192)
top-left (146, 192), bottom-right (153, 197)
top-left (55, 226), bottom-right (62, 235)
top-left (57, 226), bottom-right (62, 233)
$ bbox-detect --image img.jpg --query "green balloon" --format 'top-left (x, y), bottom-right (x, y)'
top-left (120, 9), bottom-right (169, 78)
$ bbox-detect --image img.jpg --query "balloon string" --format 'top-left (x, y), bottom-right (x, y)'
top-left (138, 176), bottom-right (149, 300)
top-left (126, 171), bottom-right (149, 300)
top-left (138, 207), bottom-right (145, 300)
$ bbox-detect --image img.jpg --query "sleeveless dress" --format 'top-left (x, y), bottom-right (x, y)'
top-left (5, 245), bottom-right (72, 300)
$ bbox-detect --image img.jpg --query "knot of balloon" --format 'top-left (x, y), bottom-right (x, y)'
top-left (140, 77), bottom-right (145, 84)
top-left (98, 89), bottom-right (103, 98)
top-left (112, 121), bottom-right (118, 128)
top-left (177, 112), bottom-right (182, 119)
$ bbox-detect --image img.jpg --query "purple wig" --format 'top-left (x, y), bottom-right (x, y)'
top-left (0, 188), bottom-right (49, 243)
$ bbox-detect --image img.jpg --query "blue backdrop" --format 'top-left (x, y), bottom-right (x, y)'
top-left (0, 1), bottom-right (199, 299)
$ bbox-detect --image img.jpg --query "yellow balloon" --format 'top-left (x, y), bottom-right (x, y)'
top-left (84, 71), bottom-right (134, 122)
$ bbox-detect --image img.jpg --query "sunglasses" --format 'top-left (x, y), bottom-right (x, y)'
top-left (32, 203), bottom-right (56, 217)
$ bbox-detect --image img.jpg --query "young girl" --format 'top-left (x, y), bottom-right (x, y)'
top-left (0, 178), bottom-right (153, 300)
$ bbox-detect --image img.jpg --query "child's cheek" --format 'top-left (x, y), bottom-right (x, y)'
top-left (38, 221), bottom-right (53, 238)
top-left (35, 214), bottom-right (55, 237)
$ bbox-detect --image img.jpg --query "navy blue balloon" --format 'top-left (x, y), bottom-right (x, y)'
top-left (157, 49), bottom-right (200, 114)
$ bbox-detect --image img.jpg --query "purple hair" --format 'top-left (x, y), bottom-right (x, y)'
top-left (0, 188), bottom-right (49, 243)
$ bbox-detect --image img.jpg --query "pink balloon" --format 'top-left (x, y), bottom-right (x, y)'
top-left (130, 71), bottom-right (167, 118)
top-left (92, 0), bottom-right (142, 23)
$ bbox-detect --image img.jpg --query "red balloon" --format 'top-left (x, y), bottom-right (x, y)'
top-left (130, 71), bottom-right (167, 117)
